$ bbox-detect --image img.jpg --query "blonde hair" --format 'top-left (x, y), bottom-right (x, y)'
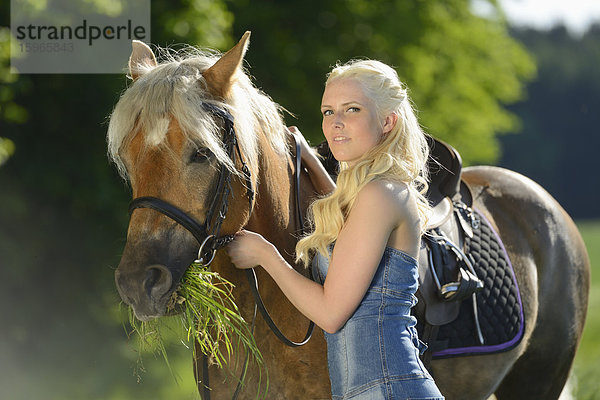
top-left (107, 46), bottom-right (288, 184)
top-left (295, 60), bottom-right (431, 266)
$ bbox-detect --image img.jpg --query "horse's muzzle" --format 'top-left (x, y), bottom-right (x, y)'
top-left (115, 263), bottom-right (174, 321)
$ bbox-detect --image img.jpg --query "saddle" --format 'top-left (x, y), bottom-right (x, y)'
top-left (416, 137), bottom-right (483, 327)
top-left (316, 136), bottom-right (485, 349)
top-left (414, 139), bottom-right (524, 362)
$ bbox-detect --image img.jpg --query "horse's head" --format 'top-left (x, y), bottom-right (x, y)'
top-left (107, 32), bottom-right (289, 320)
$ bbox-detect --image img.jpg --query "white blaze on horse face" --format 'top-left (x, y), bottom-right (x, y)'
top-left (146, 117), bottom-right (170, 147)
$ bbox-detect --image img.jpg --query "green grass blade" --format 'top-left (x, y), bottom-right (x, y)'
top-left (123, 261), bottom-right (266, 393)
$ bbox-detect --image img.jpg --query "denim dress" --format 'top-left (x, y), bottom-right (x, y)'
top-left (313, 247), bottom-right (444, 400)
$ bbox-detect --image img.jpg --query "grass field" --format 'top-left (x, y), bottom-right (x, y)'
top-left (572, 220), bottom-right (600, 400)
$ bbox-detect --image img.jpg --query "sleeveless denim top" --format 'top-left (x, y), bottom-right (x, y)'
top-left (313, 247), bottom-right (444, 400)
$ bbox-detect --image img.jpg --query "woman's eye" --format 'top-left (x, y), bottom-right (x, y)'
top-left (322, 110), bottom-right (333, 117)
top-left (191, 147), bottom-right (213, 163)
top-left (347, 107), bottom-right (360, 113)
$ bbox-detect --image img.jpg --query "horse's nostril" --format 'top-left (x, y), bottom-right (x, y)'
top-left (115, 269), bottom-right (136, 306)
top-left (144, 265), bottom-right (173, 299)
top-left (144, 267), bottom-right (161, 290)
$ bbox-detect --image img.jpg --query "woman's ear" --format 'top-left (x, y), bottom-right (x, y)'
top-left (382, 112), bottom-right (398, 135)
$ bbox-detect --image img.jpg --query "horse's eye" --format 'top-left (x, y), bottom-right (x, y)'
top-left (191, 147), bottom-right (213, 163)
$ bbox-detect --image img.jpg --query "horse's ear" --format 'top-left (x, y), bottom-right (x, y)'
top-left (202, 31), bottom-right (251, 98)
top-left (129, 40), bottom-right (157, 81)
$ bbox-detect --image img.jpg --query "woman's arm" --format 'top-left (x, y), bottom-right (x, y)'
top-left (227, 230), bottom-right (340, 332)
top-left (287, 126), bottom-right (336, 196)
top-left (227, 180), bottom-right (409, 333)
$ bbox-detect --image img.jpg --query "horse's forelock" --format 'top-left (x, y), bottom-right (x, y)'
top-left (108, 45), bottom-right (288, 183)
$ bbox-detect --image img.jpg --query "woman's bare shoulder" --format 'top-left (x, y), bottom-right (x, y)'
top-left (359, 179), bottom-right (411, 205)
top-left (356, 179), bottom-right (417, 222)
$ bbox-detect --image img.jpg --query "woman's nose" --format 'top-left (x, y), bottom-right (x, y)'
top-left (333, 115), bottom-right (343, 128)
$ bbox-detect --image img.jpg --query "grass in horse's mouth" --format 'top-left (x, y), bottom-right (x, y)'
top-left (125, 261), bottom-right (264, 382)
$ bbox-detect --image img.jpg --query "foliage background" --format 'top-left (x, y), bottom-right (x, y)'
top-left (0, 0), bottom-right (597, 398)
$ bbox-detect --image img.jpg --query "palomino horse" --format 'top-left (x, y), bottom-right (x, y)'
top-left (108, 32), bottom-right (590, 399)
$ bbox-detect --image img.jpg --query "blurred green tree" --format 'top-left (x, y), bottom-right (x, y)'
top-left (227, 0), bottom-right (535, 164)
top-left (0, 26), bottom-right (26, 166)
top-left (500, 25), bottom-right (600, 219)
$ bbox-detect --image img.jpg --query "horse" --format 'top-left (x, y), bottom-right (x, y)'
top-left (107, 32), bottom-right (590, 399)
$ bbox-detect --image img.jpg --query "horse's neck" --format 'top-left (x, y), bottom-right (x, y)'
top-left (246, 141), bottom-right (300, 265)
top-left (198, 138), bottom-right (318, 397)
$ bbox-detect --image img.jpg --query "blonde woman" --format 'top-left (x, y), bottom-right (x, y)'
top-left (227, 60), bottom-right (444, 400)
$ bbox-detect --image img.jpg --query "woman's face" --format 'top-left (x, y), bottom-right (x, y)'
top-left (321, 78), bottom-right (391, 166)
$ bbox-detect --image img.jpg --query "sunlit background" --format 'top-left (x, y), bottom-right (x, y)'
top-left (1, 0), bottom-right (598, 398)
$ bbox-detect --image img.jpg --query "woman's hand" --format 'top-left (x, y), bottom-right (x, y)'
top-left (226, 230), bottom-right (279, 269)
top-left (287, 125), bottom-right (336, 195)
top-left (287, 126), bottom-right (314, 163)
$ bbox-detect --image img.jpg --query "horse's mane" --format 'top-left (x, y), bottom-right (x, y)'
top-left (107, 46), bottom-right (288, 182)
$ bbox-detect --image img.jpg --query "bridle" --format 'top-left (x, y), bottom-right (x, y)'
top-left (126, 103), bottom-right (314, 398)
top-left (129, 103), bottom-right (253, 264)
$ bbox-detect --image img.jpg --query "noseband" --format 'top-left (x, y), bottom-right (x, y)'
top-left (128, 103), bottom-right (254, 265)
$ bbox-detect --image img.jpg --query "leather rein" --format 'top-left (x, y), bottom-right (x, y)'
top-left (127, 103), bottom-right (314, 398)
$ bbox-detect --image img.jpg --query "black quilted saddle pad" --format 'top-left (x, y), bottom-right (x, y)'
top-left (417, 209), bottom-right (525, 358)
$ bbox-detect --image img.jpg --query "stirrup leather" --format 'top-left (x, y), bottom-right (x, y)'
top-left (424, 230), bottom-right (484, 302)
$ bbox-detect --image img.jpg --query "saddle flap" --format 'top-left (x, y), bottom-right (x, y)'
top-left (417, 243), bottom-right (460, 326)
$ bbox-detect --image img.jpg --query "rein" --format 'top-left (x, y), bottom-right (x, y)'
top-left (245, 134), bottom-right (314, 347)
top-left (127, 103), bottom-right (314, 398)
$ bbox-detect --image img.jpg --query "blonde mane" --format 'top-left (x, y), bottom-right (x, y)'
top-left (107, 46), bottom-right (288, 182)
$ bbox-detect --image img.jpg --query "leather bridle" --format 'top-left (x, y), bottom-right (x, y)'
top-left (129, 103), bottom-right (253, 264)
top-left (126, 103), bottom-right (314, 399)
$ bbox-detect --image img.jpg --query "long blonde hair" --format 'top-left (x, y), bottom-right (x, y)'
top-left (295, 60), bottom-right (431, 266)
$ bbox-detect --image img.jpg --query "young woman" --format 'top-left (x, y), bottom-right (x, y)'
top-left (227, 60), bottom-right (444, 400)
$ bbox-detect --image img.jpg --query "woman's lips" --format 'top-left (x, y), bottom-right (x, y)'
top-left (332, 135), bottom-right (349, 143)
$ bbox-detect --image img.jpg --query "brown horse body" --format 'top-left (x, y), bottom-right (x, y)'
top-left (432, 166), bottom-right (589, 399)
top-left (108, 33), bottom-right (590, 399)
